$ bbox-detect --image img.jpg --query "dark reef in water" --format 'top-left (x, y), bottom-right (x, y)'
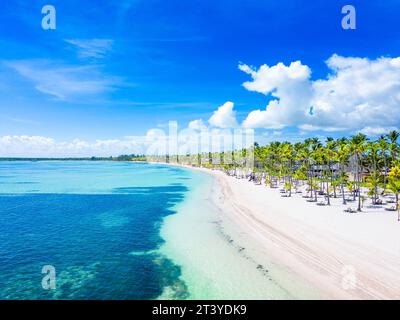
top-left (0, 184), bottom-right (190, 300)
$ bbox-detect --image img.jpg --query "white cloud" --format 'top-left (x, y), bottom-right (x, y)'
top-left (0, 135), bottom-right (146, 158)
top-left (261, 130), bottom-right (282, 138)
top-left (239, 61), bottom-right (311, 94)
top-left (0, 129), bottom-right (252, 158)
top-left (188, 119), bottom-right (207, 130)
top-left (0, 117), bottom-right (255, 157)
top-left (240, 61), bottom-right (312, 129)
top-left (311, 55), bottom-right (400, 132)
top-left (240, 55), bottom-right (400, 135)
top-left (359, 126), bottom-right (399, 136)
top-left (5, 59), bottom-right (120, 100)
top-left (65, 39), bottom-right (113, 59)
top-left (298, 124), bottom-right (345, 132)
top-left (208, 101), bottom-right (239, 128)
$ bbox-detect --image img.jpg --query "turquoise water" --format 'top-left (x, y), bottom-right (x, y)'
top-left (0, 161), bottom-right (319, 300)
top-left (0, 161), bottom-right (201, 299)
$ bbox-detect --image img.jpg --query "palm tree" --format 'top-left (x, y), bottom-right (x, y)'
top-left (337, 138), bottom-right (350, 205)
top-left (302, 139), bottom-right (314, 198)
top-left (378, 135), bottom-right (390, 194)
top-left (310, 138), bottom-right (322, 202)
top-left (387, 130), bottom-right (400, 166)
top-left (180, 129), bottom-right (399, 217)
top-left (365, 141), bottom-right (383, 204)
top-left (325, 137), bottom-right (339, 204)
top-left (388, 165), bottom-right (400, 221)
top-left (349, 134), bottom-right (368, 211)
top-left (281, 142), bottom-right (295, 196)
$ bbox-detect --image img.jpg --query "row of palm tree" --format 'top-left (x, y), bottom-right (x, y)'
top-left (242, 131), bottom-right (399, 218)
top-left (150, 130), bottom-right (400, 220)
top-left (254, 131), bottom-right (400, 211)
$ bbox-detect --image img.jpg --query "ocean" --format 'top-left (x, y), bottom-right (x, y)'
top-left (0, 161), bottom-right (316, 300)
top-left (0, 161), bottom-right (198, 299)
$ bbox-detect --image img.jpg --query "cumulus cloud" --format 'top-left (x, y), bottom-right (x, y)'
top-left (311, 55), bottom-right (400, 134)
top-left (240, 61), bottom-right (312, 129)
top-left (208, 101), bottom-right (239, 128)
top-left (177, 104), bottom-right (252, 154)
top-left (188, 119), bottom-right (207, 130)
top-left (240, 55), bottom-right (400, 134)
top-left (239, 61), bottom-right (311, 94)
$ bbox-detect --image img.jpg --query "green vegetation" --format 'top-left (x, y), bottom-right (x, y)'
top-left (388, 165), bottom-right (400, 220)
top-left (160, 130), bottom-right (400, 219)
top-left (0, 154), bottom-right (147, 162)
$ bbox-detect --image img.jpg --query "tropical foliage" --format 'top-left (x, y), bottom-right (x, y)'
top-left (156, 130), bottom-right (400, 220)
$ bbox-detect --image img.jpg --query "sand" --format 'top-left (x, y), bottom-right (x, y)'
top-left (202, 167), bottom-right (400, 299)
top-left (159, 167), bottom-right (320, 299)
top-left (152, 161), bottom-right (400, 299)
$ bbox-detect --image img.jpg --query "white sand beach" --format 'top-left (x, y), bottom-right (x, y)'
top-left (198, 167), bottom-right (400, 299)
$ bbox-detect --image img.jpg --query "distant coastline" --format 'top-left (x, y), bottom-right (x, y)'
top-left (0, 155), bottom-right (147, 162)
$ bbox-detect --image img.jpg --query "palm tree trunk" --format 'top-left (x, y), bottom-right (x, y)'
top-left (341, 182), bottom-right (347, 205)
top-left (382, 156), bottom-right (388, 194)
top-left (314, 170), bottom-right (318, 202)
top-left (397, 193), bottom-right (399, 221)
top-left (326, 182), bottom-right (331, 205)
top-left (357, 156), bottom-right (362, 212)
top-left (340, 165), bottom-right (347, 205)
top-left (309, 164), bottom-right (313, 198)
top-left (325, 176), bottom-right (330, 205)
top-left (332, 173), bottom-right (337, 198)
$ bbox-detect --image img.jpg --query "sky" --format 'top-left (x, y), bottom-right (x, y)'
top-left (1, 0), bottom-right (400, 156)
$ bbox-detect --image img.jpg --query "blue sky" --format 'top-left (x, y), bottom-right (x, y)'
top-left (1, 0), bottom-right (400, 156)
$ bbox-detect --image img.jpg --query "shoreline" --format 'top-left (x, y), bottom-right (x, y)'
top-left (157, 164), bottom-right (318, 299)
top-left (153, 162), bottom-right (400, 299)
